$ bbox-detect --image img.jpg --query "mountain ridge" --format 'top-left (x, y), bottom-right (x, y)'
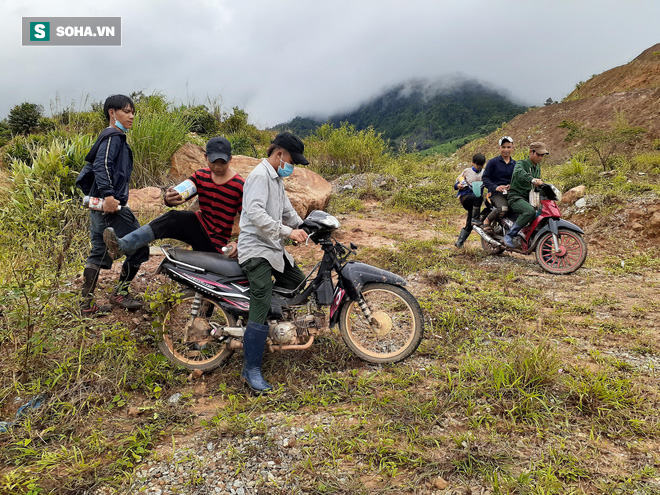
top-left (273, 78), bottom-right (528, 152)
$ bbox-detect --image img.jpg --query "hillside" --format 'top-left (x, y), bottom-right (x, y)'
top-left (566, 43), bottom-right (660, 100)
top-left (276, 79), bottom-right (528, 151)
top-left (460, 44), bottom-right (660, 163)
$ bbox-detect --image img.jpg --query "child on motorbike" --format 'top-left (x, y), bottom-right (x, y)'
top-left (103, 136), bottom-right (243, 259)
top-left (504, 142), bottom-right (547, 247)
top-left (454, 153), bottom-right (486, 248)
top-left (237, 132), bottom-right (310, 394)
top-left (76, 94), bottom-right (149, 316)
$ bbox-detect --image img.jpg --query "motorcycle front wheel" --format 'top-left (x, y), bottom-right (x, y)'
top-left (158, 291), bottom-right (235, 372)
top-left (535, 228), bottom-right (587, 274)
top-left (339, 283), bottom-right (424, 363)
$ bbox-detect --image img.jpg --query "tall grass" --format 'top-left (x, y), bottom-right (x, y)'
top-left (304, 122), bottom-right (389, 176)
top-left (128, 110), bottom-right (190, 187)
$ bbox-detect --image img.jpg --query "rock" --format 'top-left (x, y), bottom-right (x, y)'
top-left (434, 477), bottom-right (448, 489)
top-left (187, 369), bottom-right (204, 381)
top-left (127, 187), bottom-right (164, 216)
top-left (128, 149), bottom-right (333, 231)
top-left (170, 143), bottom-right (207, 180)
top-left (226, 155), bottom-right (332, 218)
top-left (168, 393), bottom-right (182, 404)
top-left (575, 198), bottom-right (587, 208)
top-left (561, 185), bottom-right (586, 204)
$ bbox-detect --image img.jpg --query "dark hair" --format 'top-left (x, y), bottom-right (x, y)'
top-left (103, 94), bottom-right (135, 121)
top-left (472, 153), bottom-right (486, 166)
top-left (267, 144), bottom-right (279, 157)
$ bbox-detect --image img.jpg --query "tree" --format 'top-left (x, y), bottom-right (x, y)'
top-left (559, 112), bottom-right (646, 171)
top-left (7, 102), bottom-right (44, 135)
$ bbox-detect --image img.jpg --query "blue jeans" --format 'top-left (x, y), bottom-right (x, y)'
top-left (86, 208), bottom-right (149, 269)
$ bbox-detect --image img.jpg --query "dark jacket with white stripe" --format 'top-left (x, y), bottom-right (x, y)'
top-left (83, 127), bottom-right (133, 205)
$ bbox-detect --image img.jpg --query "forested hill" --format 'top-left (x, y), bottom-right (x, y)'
top-left (275, 79), bottom-right (528, 152)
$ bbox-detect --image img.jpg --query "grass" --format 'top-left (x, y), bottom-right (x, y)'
top-left (0, 111), bottom-right (659, 494)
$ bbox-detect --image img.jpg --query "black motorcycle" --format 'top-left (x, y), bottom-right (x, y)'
top-left (154, 210), bottom-right (424, 371)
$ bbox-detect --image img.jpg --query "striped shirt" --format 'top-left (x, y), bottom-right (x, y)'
top-left (188, 169), bottom-right (244, 252)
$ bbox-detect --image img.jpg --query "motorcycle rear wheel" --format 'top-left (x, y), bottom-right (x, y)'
top-left (481, 236), bottom-right (505, 255)
top-left (158, 291), bottom-right (235, 372)
top-left (535, 229), bottom-right (587, 274)
top-left (339, 283), bottom-right (423, 363)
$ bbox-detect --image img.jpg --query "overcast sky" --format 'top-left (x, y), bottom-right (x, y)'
top-left (2, 0), bottom-right (659, 128)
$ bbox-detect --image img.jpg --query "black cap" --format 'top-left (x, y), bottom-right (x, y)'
top-left (271, 132), bottom-right (309, 165)
top-left (206, 136), bottom-right (232, 163)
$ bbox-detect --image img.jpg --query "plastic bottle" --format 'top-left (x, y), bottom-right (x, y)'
top-left (172, 179), bottom-right (197, 200)
top-left (83, 196), bottom-right (121, 211)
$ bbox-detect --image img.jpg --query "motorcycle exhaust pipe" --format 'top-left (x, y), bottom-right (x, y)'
top-left (473, 226), bottom-right (503, 247)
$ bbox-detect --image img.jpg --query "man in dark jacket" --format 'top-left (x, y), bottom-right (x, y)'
top-left (480, 136), bottom-right (516, 231)
top-left (76, 94), bottom-right (149, 316)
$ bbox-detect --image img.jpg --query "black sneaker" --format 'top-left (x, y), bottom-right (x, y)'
top-left (80, 302), bottom-right (113, 317)
top-left (109, 292), bottom-right (142, 310)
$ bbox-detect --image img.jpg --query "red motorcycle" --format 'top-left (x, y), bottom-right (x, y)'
top-left (473, 184), bottom-right (587, 274)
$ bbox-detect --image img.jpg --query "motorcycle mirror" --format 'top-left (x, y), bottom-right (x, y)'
top-left (350, 243), bottom-right (357, 250)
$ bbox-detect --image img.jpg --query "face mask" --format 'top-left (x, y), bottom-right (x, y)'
top-left (112, 113), bottom-right (128, 133)
top-left (278, 157), bottom-right (294, 177)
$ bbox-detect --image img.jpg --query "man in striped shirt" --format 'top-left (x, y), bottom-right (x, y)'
top-left (103, 136), bottom-right (244, 259)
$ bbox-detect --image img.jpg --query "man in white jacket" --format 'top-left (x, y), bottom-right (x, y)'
top-left (237, 132), bottom-right (309, 393)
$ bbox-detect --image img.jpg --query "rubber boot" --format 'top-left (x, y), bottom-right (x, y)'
top-left (110, 263), bottom-right (142, 310)
top-left (471, 205), bottom-right (483, 225)
top-left (454, 228), bottom-right (470, 248)
top-left (80, 265), bottom-right (113, 316)
top-left (103, 225), bottom-right (155, 260)
top-left (503, 224), bottom-right (522, 248)
top-left (241, 321), bottom-right (273, 394)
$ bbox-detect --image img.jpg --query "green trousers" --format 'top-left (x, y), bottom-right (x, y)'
top-left (240, 256), bottom-right (305, 324)
top-left (508, 195), bottom-right (538, 228)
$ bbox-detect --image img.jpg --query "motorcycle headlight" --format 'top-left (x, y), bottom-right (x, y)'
top-left (550, 185), bottom-right (562, 202)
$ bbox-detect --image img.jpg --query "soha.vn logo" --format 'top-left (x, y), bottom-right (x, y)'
top-left (30, 21), bottom-right (115, 40)
top-left (30, 22), bottom-right (50, 41)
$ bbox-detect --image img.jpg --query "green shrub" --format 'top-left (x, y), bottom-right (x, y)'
top-left (219, 107), bottom-right (265, 155)
top-left (227, 132), bottom-right (259, 157)
top-left (38, 117), bottom-right (57, 133)
top-left (305, 122), bottom-right (389, 175)
top-left (327, 193), bottom-right (365, 214)
top-left (630, 152), bottom-right (660, 174)
top-left (131, 91), bottom-right (170, 115)
top-left (7, 139), bottom-right (80, 202)
top-left (7, 102), bottom-right (44, 135)
top-left (387, 181), bottom-right (449, 212)
top-left (0, 122), bottom-right (11, 148)
top-left (177, 105), bottom-right (219, 136)
top-left (558, 112), bottom-right (646, 171)
top-left (67, 110), bottom-right (106, 135)
top-left (557, 154), bottom-right (598, 190)
top-left (128, 110), bottom-right (190, 187)
top-left (1, 134), bottom-right (49, 167)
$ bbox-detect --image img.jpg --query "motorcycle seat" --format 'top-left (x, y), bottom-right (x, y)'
top-left (168, 248), bottom-right (245, 278)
